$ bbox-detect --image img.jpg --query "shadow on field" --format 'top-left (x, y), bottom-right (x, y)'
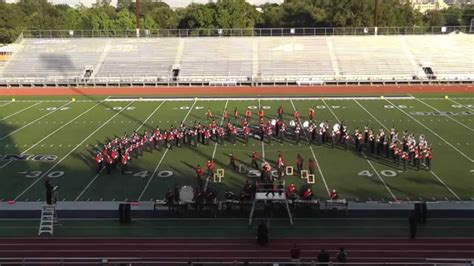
top-left (0, 119), bottom-right (22, 200)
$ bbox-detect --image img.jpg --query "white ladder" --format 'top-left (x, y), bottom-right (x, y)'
top-left (38, 205), bottom-right (57, 236)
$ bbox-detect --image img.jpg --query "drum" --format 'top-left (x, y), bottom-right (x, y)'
top-left (270, 119), bottom-right (277, 126)
top-left (333, 123), bottom-right (340, 132)
top-left (302, 121), bottom-right (309, 128)
top-left (289, 120), bottom-right (296, 127)
top-left (179, 185), bottom-right (194, 202)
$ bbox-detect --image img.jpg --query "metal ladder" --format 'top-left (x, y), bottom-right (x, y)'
top-left (38, 204), bottom-right (57, 236)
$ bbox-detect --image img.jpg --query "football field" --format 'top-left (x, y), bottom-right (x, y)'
top-left (0, 93), bottom-right (473, 203)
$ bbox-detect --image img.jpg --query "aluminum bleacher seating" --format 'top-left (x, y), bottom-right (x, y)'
top-left (1, 34), bottom-right (472, 84)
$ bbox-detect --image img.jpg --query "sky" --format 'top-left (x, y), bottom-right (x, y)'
top-left (6, 0), bottom-right (284, 8)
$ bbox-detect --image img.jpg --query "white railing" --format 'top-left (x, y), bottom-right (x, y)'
top-left (20, 26), bottom-right (472, 38)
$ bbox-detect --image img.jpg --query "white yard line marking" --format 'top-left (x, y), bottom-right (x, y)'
top-left (324, 99), bottom-right (396, 200)
top-left (75, 101), bottom-right (166, 201)
top-left (429, 170), bottom-right (461, 201)
top-left (14, 102), bottom-right (134, 201)
top-left (204, 100), bottom-right (229, 192)
top-left (0, 102), bottom-right (71, 141)
top-left (412, 96), bottom-right (473, 132)
top-left (290, 99), bottom-right (330, 195)
top-left (0, 101), bottom-right (13, 107)
top-left (258, 99), bottom-right (265, 160)
top-left (385, 99), bottom-right (473, 163)
top-left (364, 153), bottom-right (397, 201)
top-left (0, 102), bottom-right (42, 121)
top-left (356, 100), bottom-right (462, 200)
top-left (0, 101), bottom-right (103, 169)
top-left (138, 99), bottom-right (197, 201)
top-left (447, 98), bottom-right (474, 112)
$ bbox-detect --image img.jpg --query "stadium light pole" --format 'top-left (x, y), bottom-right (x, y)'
top-left (136, 0), bottom-right (141, 30)
top-left (373, 0), bottom-right (379, 27)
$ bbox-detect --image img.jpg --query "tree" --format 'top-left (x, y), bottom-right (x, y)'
top-left (424, 10), bottom-right (446, 27)
top-left (177, 3), bottom-right (216, 29)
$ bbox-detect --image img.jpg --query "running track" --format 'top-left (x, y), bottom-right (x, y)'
top-left (0, 84), bottom-right (472, 96)
top-left (0, 238), bottom-right (472, 263)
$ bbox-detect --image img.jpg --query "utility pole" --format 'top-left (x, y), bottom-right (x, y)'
top-left (374, 0), bottom-right (379, 27)
top-left (135, 0), bottom-right (141, 30)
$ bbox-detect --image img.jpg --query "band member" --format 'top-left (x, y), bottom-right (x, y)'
top-left (296, 153), bottom-right (304, 174)
top-left (308, 107), bottom-right (315, 121)
top-left (303, 187), bottom-right (313, 200)
top-left (242, 108), bottom-right (250, 120)
top-left (277, 106), bottom-right (284, 119)
top-left (308, 158), bottom-right (316, 175)
top-left (277, 154), bottom-right (285, 178)
top-left (195, 164), bottom-right (204, 189)
top-left (330, 189), bottom-right (338, 200)
top-left (286, 183), bottom-right (297, 199)
top-left (105, 154), bottom-right (113, 174)
top-left (120, 152), bottom-right (129, 174)
top-left (165, 188), bottom-right (174, 211)
top-left (251, 151), bottom-right (259, 169)
top-left (401, 151), bottom-right (409, 171)
top-left (258, 109), bottom-right (264, 120)
top-left (424, 148), bottom-right (433, 170)
top-left (206, 159), bottom-right (215, 177)
top-left (295, 123), bottom-right (301, 144)
top-left (95, 152), bottom-right (103, 173)
top-left (207, 108), bottom-right (213, 120)
top-left (243, 125), bottom-right (251, 143)
top-left (229, 153), bottom-right (237, 170)
top-left (223, 108), bottom-right (229, 120)
top-left (234, 107), bottom-right (239, 119)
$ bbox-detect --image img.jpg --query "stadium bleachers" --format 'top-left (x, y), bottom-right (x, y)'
top-left (0, 33), bottom-right (472, 83)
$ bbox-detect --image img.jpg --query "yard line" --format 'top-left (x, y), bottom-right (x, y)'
top-left (0, 101), bottom-right (104, 169)
top-left (258, 98), bottom-right (265, 160)
top-left (385, 99), bottom-right (474, 163)
top-left (412, 96), bottom-right (473, 132)
top-left (0, 102), bottom-right (42, 121)
top-left (447, 98), bottom-right (474, 112)
top-left (364, 153), bottom-right (397, 201)
top-left (0, 101), bottom-right (13, 107)
top-left (429, 170), bottom-right (462, 201)
top-left (323, 99), bottom-right (396, 200)
top-left (354, 100), bottom-right (386, 128)
top-left (135, 101), bottom-right (166, 132)
top-left (355, 99), bottom-right (462, 200)
top-left (14, 102), bottom-right (134, 201)
top-left (0, 102), bottom-right (71, 141)
top-left (204, 100), bottom-right (229, 192)
top-left (290, 99), bottom-right (330, 195)
top-left (321, 99), bottom-right (340, 123)
top-left (75, 101), bottom-right (166, 201)
top-left (138, 99), bottom-right (197, 201)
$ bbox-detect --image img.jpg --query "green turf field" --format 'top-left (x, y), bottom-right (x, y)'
top-left (0, 94), bottom-right (473, 202)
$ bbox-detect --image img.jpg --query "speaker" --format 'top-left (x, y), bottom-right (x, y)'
top-left (119, 203), bottom-right (131, 224)
top-left (420, 202), bottom-right (427, 224)
top-left (414, 203), bottom-right (422, 223)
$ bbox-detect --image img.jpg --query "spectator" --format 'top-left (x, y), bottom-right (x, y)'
top-left (45, 179), bottom-right (53, 205)
top-left (317, 249), bottom-right (330, 264)
top-left (336, 247), bottom-right (347, 265)
top-left (257, 221), bottom-right (269, 246)
top-left (290, 243), bottom-right (301, 261)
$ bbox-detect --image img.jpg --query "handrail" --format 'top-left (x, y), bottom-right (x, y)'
top-left (20, 26), bottom-right (472, 38)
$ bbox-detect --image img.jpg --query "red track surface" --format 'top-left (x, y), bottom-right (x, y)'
top-left (0, 238), bottom-right (473, 263)
top-left (0, 84), bottom-right (472, 96)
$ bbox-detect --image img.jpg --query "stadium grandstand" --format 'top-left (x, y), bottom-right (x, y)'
top-left (0, 26), bottom-right (473, 87)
